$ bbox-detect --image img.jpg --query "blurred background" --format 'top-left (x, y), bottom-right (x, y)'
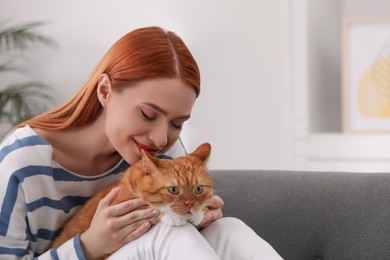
top-left (1, 0), bottom-right (390, 171)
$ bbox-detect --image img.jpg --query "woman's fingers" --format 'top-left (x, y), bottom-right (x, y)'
top-left (106, 211), bottom-right (160, 245)
top-left (197, 195), bottom-right (224, 229)
top-left (122, 219), bottom-right (154, 243)
top-left (81, 188), bottom-right (161, 258)
top-left (110, 206), bottom-right (160, 230)
top-left (98, 187), bottom-right (149, 215)
top-left (121, 214), bottom-right (160, 244)
top-left (206, 195), bottom-right (224, 209)
top-left (100, 190), bottom-right (161, 242)
top-left (98, 186), bottom-right (121, 209)
top-left (198, 207), bottom-right (224, 229)
top-left (105, 197), bottom-right (151, 217)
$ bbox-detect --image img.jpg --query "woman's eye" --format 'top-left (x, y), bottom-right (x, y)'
top-left (171, 123), bottom-right (183, 130)
top-left (140, 109), bottom-right (154, 121)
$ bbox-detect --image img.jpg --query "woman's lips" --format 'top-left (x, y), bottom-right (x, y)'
top-left (134, 140), bottom-right (159, 155)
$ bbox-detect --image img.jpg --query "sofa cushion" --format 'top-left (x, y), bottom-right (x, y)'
top-left (210, 170), bottom-right (390, 260)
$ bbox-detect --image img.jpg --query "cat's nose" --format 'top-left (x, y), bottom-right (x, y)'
top-left (185, 200), bottom-right (194, 209)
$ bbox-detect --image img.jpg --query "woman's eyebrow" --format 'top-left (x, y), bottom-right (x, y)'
top-left (144, 102), bottom-right (191, 120)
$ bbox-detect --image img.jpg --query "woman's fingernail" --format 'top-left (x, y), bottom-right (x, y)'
top-left (144, 221), bottom-right (151, 228)
top-left (152, 209), bottom-right (160, 215)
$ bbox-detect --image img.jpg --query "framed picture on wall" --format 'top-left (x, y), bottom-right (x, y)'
top-left (342, 17), bottom-right (390, 133)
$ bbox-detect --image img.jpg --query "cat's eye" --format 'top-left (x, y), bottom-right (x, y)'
top-left (194, 185), bottom-right (204, 195)
top-left (168, 186), bottom-right (180, 195)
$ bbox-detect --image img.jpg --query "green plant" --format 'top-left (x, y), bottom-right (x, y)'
top-left (0, 21), bottom-right (56, 125)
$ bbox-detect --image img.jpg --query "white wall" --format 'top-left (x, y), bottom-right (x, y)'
top-left (292, 0), bottom-right (390, 172)
top-left (305, 0), bottom-right (390, 134)
top-left (1, 0), bottom-right (292, 170)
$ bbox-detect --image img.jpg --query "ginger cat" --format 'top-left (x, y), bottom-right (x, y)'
top-left (49, 143), bottom-right (213, 253)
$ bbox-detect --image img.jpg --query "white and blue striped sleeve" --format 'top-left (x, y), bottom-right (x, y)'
top-left (0, 128), bottom-right (86, 259)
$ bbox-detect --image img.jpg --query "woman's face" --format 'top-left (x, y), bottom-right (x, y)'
top-left (100, 77), bottom-right (197, 165)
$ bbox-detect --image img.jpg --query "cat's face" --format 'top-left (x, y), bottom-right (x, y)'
top-left (134, 143), bottom-right (213, 222)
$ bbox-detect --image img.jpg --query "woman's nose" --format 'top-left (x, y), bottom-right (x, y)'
top-left (149, 123), bottom-right (168, 149)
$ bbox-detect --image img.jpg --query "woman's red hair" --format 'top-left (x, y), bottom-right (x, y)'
top-left (18, 26), bottom-right (200, 130)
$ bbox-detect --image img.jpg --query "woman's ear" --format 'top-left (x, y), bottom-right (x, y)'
top-left (97, 74), bottom-right (112, 107)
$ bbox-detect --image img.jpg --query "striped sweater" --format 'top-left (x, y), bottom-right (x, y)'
top-left (0, 125), bottom-right (185, 259)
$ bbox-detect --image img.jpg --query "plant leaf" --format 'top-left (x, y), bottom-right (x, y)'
top-left (0, 21), bottom-right (56, 127)
top-left (0, 22), bottom-right (56, 52)
top-left (0, 82), bottom-right (55, 124)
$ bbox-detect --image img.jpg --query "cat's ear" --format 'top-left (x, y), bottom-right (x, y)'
top-left (191, 143), bottom-right (211, 162)
top-left (141, 150), bottom-right (160, 175)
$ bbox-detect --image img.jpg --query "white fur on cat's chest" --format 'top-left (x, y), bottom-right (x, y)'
top-left (156, 205), bottom-right (204, 226)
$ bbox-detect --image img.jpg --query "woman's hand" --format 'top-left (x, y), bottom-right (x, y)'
top-left (197, 195), bottom-right (224, 229)
top-left (80, 187), bottom-right (160, 259)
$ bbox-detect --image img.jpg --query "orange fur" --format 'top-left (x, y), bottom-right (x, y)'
top-left (49, 143), bottom-right (213, 257)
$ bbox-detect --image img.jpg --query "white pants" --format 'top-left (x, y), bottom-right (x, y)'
top-left (109, 217), bottom-right (283, 260)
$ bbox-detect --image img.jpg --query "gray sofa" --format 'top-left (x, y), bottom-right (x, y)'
top-left (210, 170), bottom-right (390, 260)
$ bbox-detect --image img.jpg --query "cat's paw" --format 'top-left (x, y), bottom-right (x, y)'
top-left (161, 213), bottom-right (187, 226)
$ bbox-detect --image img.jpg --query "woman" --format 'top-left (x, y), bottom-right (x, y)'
top-left (0, 26), bottom-right (282, 259)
